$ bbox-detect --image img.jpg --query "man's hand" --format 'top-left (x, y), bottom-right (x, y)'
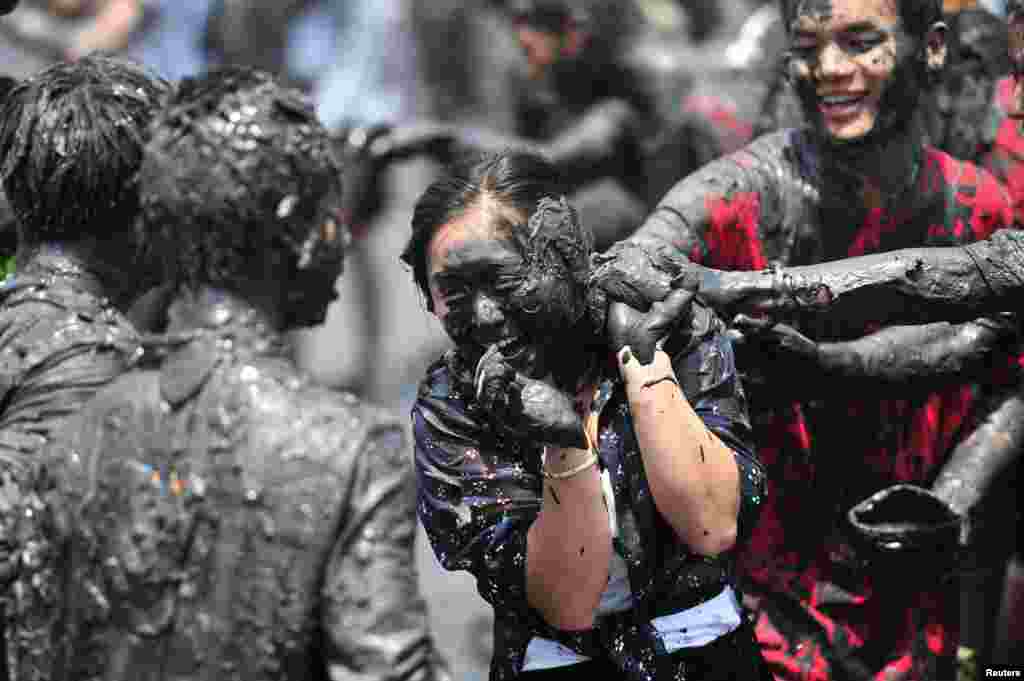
top-left (607, 289), bottom-right (696, 365)
top-left (366, 122), bottom-right (455, 164)
top-left (588, 239), bottom-right (762, 328)
top-left (590, 240), bottom-right (696, 312)
top-left (727, 314), bottom-right (824, 393)
top-left (474, 345), bottom-right (587, 449)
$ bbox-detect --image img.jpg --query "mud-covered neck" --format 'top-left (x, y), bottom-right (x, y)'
top-left (808, 112), bottom-right (925, 205)
top-left (16, 242), bottom-right (121, 304)
top-left (165, 285), bottom-right (288, 358)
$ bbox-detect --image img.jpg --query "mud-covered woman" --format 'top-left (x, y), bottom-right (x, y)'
top-left (402, 150), bottom-right (771, 681)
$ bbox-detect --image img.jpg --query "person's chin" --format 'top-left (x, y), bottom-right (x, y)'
top-left (823, 115), bottom-right (875, 142)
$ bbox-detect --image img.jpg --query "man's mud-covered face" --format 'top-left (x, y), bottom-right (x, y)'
top-left (284, 187), bottom-right (349, 328)
top-left (514, 23), bottom-right (567, 80)
top-left (509, 4), bottom-right (580, 81)
top-left (787, 0), bottom-right (919, 142)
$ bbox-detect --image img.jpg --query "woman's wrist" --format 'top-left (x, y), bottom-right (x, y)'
top-left (618, 347), bottom-right (678, 386)
top-left (543, 441), bottom-right (596, 479)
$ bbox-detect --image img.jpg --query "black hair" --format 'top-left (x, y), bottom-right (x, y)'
top-left (138, 66), bottom-right (341, 289)
top-left (0, 56), bottom-right (168, 246)
top-left (504, 0), bottom-right (642, 57)
top-left (401, 150), bottom-right (568, 309)
top-left (949, 8), bottom-right (1010, 77)
top-left (780, 0), bottom-right (943, 39)
top-left (0, 76), bottom-right (15, 101)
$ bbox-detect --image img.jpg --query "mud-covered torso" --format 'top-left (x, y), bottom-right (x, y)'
top-left (16, 332), bottom-right (400, 681)
top-left (646, 127), bottom-right (1017, 678)
top-left (0, 267), bottom-right (140, 650)
top-left (0, 269), bottom-right (139, 464)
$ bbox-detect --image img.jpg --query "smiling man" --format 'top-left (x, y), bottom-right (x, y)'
top-left (587, 0), bottom-right (1020, 679)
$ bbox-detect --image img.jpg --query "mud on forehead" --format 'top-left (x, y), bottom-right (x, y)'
top-left (427, 199), bottom-right (526, 276)
top-left (789, 0), bottom-right (900, 26)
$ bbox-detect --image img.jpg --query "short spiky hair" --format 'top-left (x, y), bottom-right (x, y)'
top-left (0, 56), bottom-right (168, 245)
top-left (138, 67), bottom-right (341, 288)
top-left (780, 0), bottom-right (943, 38)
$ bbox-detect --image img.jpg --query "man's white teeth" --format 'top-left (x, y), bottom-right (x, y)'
top-left (822, 94), bottom-right (862, 105)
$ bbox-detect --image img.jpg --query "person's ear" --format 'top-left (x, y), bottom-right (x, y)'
top-left (924, 22), bottom-right (949, 75)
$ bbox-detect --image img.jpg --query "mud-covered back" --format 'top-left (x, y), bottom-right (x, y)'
top-left (23, 340), bottom-right (404, 681)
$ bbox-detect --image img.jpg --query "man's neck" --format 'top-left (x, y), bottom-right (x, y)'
top-left (818, 115), bottom-right (925, 209)
top-left (17, 241), bottom-right (116, 303)
top-left (165, 285), bottom-right (287, 357)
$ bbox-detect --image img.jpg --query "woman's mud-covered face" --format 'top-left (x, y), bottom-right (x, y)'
top-left (787, 0), bottom-right (914, 142)
top-left (427, 204), bottom-right (546, 377)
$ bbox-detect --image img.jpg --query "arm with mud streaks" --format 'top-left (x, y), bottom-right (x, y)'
top-left (931, 383), bottom-right (1024, 533)
top-left (322, 423), bottom-right (451, 681)
top-left (589, 144), bottom-right (777, 317)
top-left (374, 99), bottom-right (636, 190)
top-left (622, 304), bottom-right (764, 555)
top-left (731, 315), bottom-right (1022, 399)
top-left (695, 229), bottom-right (1024, 326)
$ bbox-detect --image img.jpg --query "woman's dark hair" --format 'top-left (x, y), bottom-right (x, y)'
top-left (138, 66), bottom-right (341, 288)
top-left (0, 56), bottom-right (168, 245)
top-left (780, 0), bottom-right (943, 39)
top-left (402, 150), bottom-right (568, 309)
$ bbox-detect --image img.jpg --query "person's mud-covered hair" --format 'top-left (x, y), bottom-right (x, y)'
top-left (138, 66), bottom-right (342, 289)
top-left (780, 0), bottom-right (943, 39)
top-left (948, 8), bottom-right (1010, 78)
top-left (0, 56), bottom-right (168, 246)
top-left (402, 150), bottom-right (576, 311)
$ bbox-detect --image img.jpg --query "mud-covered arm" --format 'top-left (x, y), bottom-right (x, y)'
top-left (321, 424), bottom-right (450, 681)
top-left (375, 99), bottom-right (635, 189)
top-left (666, 306), bottom-right (765, 548)
top-left (931, 383), bottom-right (1024, 525)
top-left (732, 315), bottom-right (1022, 399)
top-left (589, 146), bottom-right (777, 317)
top-left (698, 229), bottom-right (1024, 326)
top-left (618, 302), bottom-right (765, 555)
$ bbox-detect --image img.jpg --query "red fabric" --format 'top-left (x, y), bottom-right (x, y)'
top-left (684, 95), bottom-right (755, 154)
top-left (982, 77), bottom-right (1024, 223)
top-left (696, 150), bottom-right (1017, 680)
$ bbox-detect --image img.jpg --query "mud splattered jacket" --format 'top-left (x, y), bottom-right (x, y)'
top-left (412, 308), bottom-right (766, 681)
top-left (0, 262), bottom-right (141, 679)
top-left (6, 321), bottom-right (448, 681)
top-left (631, 127), bottom-right (1017, 681)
